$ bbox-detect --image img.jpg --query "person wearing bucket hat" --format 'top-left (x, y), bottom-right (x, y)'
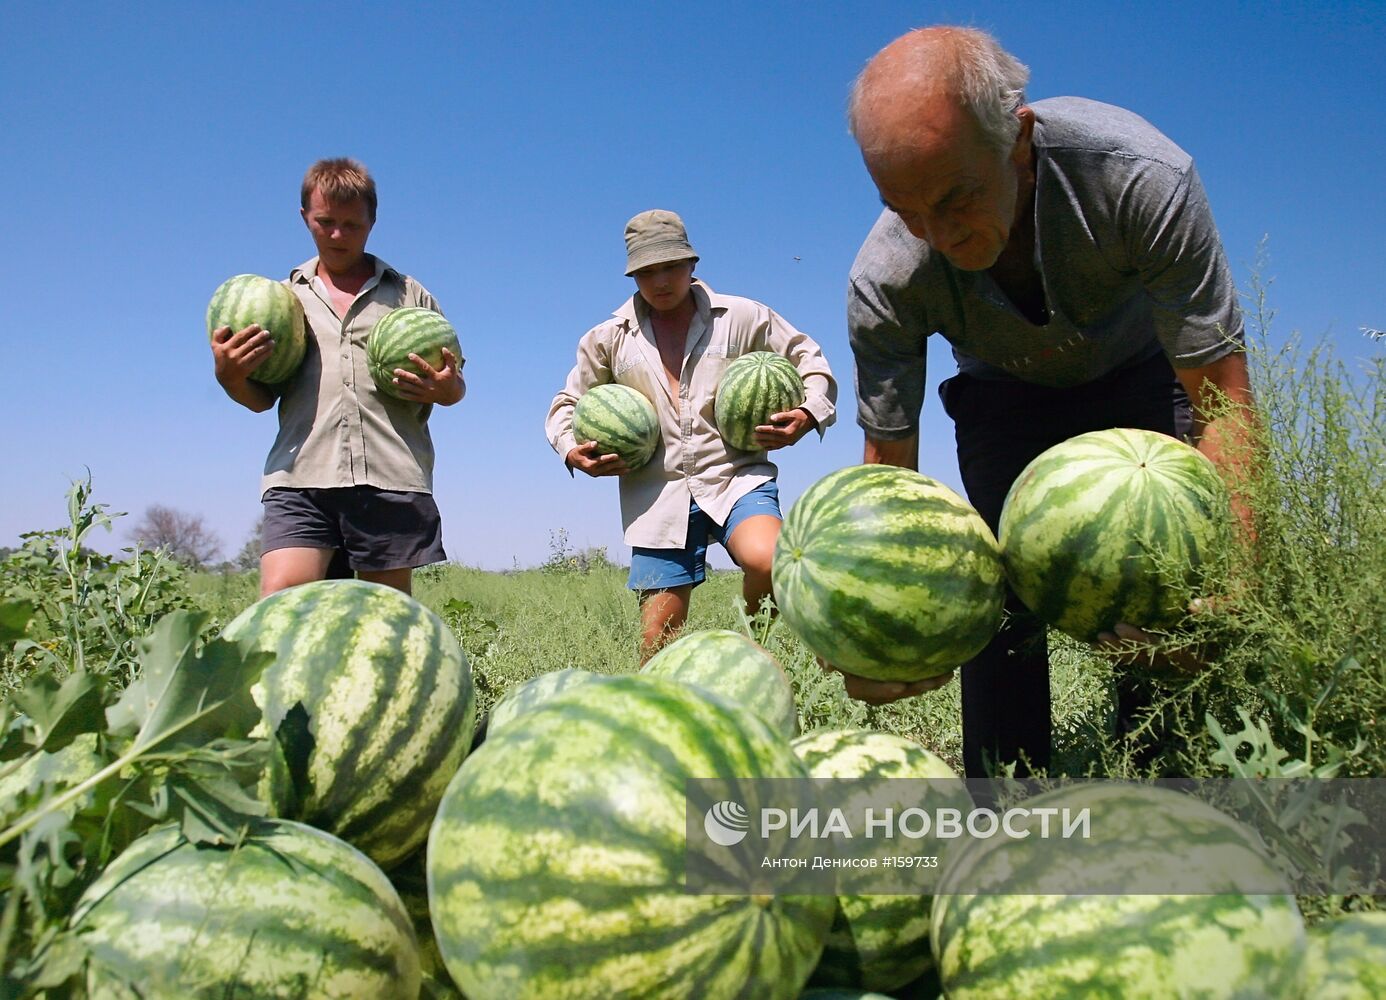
top-left (547, 210), bottom-right (838, 661)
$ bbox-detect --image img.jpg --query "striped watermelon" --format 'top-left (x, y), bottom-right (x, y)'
top-left (0, 733), bottom-right (104, 822)
top-left (792, 730), bottom-right (967, 993)
top-left (367, 306), bottom-right (461, 400)
top-left (487, 668), bottom-right (601, 737)
top-left (573, 382), bottom-right (660, 469)
top-left (998, 427), bottom-right (1229, 642)
top-left (205, 273), bottom-right (307, 383)
top-left (221, 580), bottom-right (475, 870)
top-left (715, 351), bottom-right (806, 451)
top-left (1304, 912), bottom-right (1386, 999)
top-left (773, 465), bottom-right (1005, 681)
top-left (930, 784), bottom-right (1307, 999)
top-left (427, 674), bottom-right (834, 999)
top-left (71, 820), bottom-right (420, 999)
top-left (642, 628), bottom-right (799, 737)
top-left (390, 851), bottom-right (464, 999)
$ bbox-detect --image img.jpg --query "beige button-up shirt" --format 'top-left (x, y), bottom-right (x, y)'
top-left (546, 280), bottom-right (836, 549)
top-left (260, 255), bottom-right (460, 496)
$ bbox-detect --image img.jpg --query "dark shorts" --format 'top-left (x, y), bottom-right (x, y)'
top-left (628, 480), bottom-right (781, 592)
top-left (261, 486), bottom-right (446, 572)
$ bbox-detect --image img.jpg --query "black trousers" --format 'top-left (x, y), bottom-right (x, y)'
top-left (939, 351), bottom-right (1194, 777)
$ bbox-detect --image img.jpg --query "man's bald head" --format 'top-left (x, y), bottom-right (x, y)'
top-left (849, 27), bottom-right (1029, 157)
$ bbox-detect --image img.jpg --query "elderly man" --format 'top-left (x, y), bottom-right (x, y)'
top-left (843, 27), bottom-right (1254, 776)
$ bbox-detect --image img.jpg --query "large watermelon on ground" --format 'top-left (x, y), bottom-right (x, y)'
top-left (367, 307), bottom-right (462, 399)
top-left (792, 730), bottom-right (967, 993)
top-left (715, 351), bottom-right (806, 451)
top-left (486, 667), bottom-right (602, 737)
top-left (71, 820), bottom-right (420, 999)
top-left (205, 273), bottom-right (307, 383)
top-left (930, 783), bottom-right (1306, 999)
top-left (221, 580), bottom-right (475, 869)
top-left (642, 628), bottom-right (799, 737)
top-left (573, 382), bottom-right (660, 469)
top-left (773, 465), bottom-right (1005, 681)
top-left (998, 427), bottom-right (1229, 642)
top-left (427, 674), bottom-right (834, 999)
top-left (1303, 911), bottom-right (1386, 999)
top-left (390, 850), bottom-right (464, 999)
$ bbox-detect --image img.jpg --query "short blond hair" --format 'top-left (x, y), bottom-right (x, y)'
top-left (301, 158), bottom-right (377, 220)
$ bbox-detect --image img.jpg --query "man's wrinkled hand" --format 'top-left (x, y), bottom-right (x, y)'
top-left (754, 408), bottom-right (817, 450)
top-left (211, 323), bottom-right (273, 383)
top-left (818, 656), bottom-right (954, 705)
top-left (392, 348), bottom-right (464, 405)
top-left (1095, 598), bottom-right (1220, 676)
top-left (566, 440), bottom-right (630, 477)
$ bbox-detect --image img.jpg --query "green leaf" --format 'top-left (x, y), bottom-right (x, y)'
top-left (105, 611), bottom-right (272, 755)
top-left (13, 673), bottom-right (107, 754)
top-left (0, 599), bottom-right (34, 644)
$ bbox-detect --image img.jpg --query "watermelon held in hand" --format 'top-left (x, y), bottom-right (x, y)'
top-left (71, 820), bottom-right (421, 1000)
top-left (642, 628), bottom-right (799, 737)
top-left (206, 274), bottom-right (307, 384)
top-left (367, 307), bottom-right (461, 399)
top-left (773, 465), bottom-right (1005, 682)
top-left (221, 579), bottom-right (476, 870)
top-left (998, 427), bottom-right (1230, 643)
top-left (426, 674), bottom-right (834, 1000)
top-left (573, 382), bottom-right (660, 470)
top-left (715, 351), bottom-right (806, 451)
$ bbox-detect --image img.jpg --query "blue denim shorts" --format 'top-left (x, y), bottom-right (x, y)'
top-left (628, 480), bottom-right (781, 592)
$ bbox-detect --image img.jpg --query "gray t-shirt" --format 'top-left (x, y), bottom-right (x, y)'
top-left (848, 96), bottom-right (1243, 440)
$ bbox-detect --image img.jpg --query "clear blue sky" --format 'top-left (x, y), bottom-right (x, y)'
top-left (3, 1), bottom-right (1382, 570)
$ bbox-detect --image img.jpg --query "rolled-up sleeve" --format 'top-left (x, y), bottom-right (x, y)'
top-left (761, 308), bottom-right (837, 436)
top-left (848, 271), bottom-right (928, 440)
top-left (546, 325), bottom-right (612, 461)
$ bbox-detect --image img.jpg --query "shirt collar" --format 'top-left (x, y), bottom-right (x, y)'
top-left (613, 278), bottom-right (724, 328)
top-left (289, 254), bottom-right (396, 284)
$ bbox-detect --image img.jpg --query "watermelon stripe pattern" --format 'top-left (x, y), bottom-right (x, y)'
top-left (205, 273), bottom-right (307, 383)
top-left (487, 668), bottom-right (601, 736)
top-left (1304, 912), bottom-right (1386, 999)
top-left (427, 675), bottom-right (833, 999)
top-left (773, 465), bottom-right (1005, 681)
top-left (641, 629), bottom-right (799, 737)
top-left (715, 351), bottom-right (806, 452)
top-left (931, 784), bottom-right (1307, 999)
top-left (793, 730), bottom-right (966, 993)
top-left (998, 427), bottom-right (1229, 642)
top-left (573, 382), bottom-right (660, 469)
top-left (72, 821), bottom-right (421, 1000)
top-left (367, 307), bottom-right (461, 399)
top-left (221, 580), bottom-right (475, 870)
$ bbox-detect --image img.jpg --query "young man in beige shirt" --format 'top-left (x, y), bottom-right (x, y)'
top-left (210, 158), bottom-right (464, 597)
top-left (547, 210), bottom-right (837, 660)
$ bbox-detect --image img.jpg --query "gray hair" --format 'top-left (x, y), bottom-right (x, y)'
top-left (849, 27), bottom-right (1031, 153)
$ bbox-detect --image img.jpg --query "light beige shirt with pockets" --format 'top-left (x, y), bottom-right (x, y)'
top-left (261, 255), bottom-right (462, 496)
top-left (546, 280), bottom-right (837, 549)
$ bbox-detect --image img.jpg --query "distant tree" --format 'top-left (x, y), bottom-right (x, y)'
top-left (131, 504), bottom-right (221, 569)
top-left (230, 513), bottom-right (265, 573)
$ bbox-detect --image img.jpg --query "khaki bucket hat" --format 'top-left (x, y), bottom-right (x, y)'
top-left (624, 209), bottom-right (699, 276)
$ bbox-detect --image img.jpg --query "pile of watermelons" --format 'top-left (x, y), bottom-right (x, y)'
top-left (23, 427), bottom-right (1384, 998)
